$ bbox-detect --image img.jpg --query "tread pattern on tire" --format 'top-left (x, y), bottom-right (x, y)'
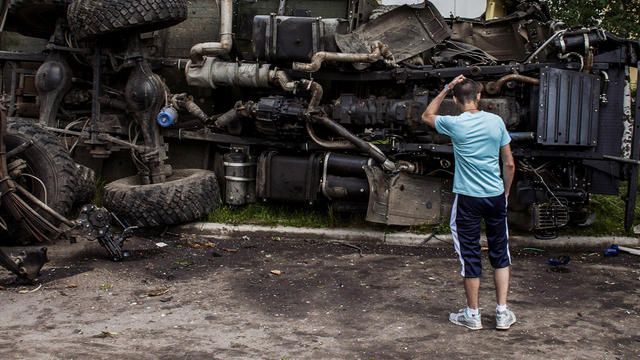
top-left (6, 120), bottom-right (77, 217)
top-left (67, 0), bottom-right (188, 40)
top-left (103, 169), bottom-right (220, 228)
top-left (6, 0), bottom-right (71, 38)
top-left (74, 164), bottom-right (96, 205)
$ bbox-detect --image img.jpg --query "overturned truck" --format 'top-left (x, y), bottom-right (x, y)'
top-left (1, 0), bottom-right (639, 247)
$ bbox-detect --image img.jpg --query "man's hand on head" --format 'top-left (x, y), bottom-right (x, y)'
top-left (448, 74), bottom-right (466, 90)
top-left (422, 74), bottom-right (468, 128)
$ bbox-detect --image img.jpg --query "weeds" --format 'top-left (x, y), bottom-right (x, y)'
top-left (208, 192), bottom-right (640, 236)
top-left (92, 176), bottom-right (107, 207)
top-left (207, 201), bottom-right (371, 228)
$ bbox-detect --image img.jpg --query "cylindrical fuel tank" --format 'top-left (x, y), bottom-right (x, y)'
top-left (224, 152), bottom-right (256, 205)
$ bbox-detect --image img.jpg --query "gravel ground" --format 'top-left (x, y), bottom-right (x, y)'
top-left (0, 233), bottom-right (639, 359)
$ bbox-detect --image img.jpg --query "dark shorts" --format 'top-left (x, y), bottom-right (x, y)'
top-left (450, 193), bottom-right (511, 278)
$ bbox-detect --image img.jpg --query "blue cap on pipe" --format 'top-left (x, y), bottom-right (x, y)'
top-left (157, 107), bottom-right (178, 127)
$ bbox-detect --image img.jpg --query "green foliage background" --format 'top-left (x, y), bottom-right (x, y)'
top-left (542, 0), bottom-right (640, 38)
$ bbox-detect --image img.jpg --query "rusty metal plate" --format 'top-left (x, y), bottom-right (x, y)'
top-left (387, 173), bottom-right (443, 226)
top-left (335, 4), bottom-right (451, 62)
top-left (364, 165), bottom-right (449, 226)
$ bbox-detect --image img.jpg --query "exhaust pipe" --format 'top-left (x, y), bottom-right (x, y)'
top-left (292, 41), bottom-right (396, 73)
top-left (189, 0), bottom-right (233, 64)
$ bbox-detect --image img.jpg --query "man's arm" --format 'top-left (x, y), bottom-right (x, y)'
top-left (500, 144), bottom-right (515, 198)
top-left (421, 74), bottom-right (465, 128)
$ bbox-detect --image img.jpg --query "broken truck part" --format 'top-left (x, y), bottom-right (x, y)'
top-left (0, 0), bottom-right (638, 244)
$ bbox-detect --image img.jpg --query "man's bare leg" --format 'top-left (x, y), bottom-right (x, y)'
top-left (449, 277), bottom-right (483, 330)
top-left (494, 266), bottom-right (510, 305)
top-left (464, 277), bottom-right (480, 309)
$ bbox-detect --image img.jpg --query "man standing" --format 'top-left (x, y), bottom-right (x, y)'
top-left (421, 75), bottom-right (516, 330)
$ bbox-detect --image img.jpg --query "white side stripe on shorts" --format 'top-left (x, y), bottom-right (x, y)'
top-left (450, 194), bottom-right (465, 277)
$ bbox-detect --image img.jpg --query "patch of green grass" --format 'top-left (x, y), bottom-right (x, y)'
top-left (208, 202), bottom-right (372, 228)
top-left (582, 194), bottom-right (627, 235)
top-left (92, 176), bottom-right (106, 207)
top-left (559, 193), bottom-right (637, 236)
top-left (207, 191), bottom-right (640, 236)
top-left (99, 283), bottom-right (112, 291)
top-left (208, 201), bottom-right (445, 234)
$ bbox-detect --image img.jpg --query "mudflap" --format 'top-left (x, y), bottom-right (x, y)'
top-left (363, 165), bottom-right (453, 226)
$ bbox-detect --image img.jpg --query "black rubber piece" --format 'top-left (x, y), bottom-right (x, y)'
top-left (67, 0), bottom-right (188, 40)
top-left (74, 164), bottom-right (96, 206)
top-left (103, 169), bottom-right (220, 227)
top-left (4, 0), bottom-right (71, 39)
top-left (1, 120), bottom-right (77, 243)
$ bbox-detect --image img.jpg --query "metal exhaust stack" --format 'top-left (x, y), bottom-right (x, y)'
top-left (189, 0), bottom-right (233, 64)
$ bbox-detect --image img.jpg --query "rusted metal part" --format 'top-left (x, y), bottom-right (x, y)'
top-left (35, 53), bottom-right (72, 126)
top-left (186, 59), bottom-right (272, 88)
top-left (363, 165), bottom-right (450, 226)
top-left (74, 205), bottom-right (135, 262)
top-left (310, 114), bottom-right (394, 171)
top-left (269, 69), bottom-right (297, 92)
top-left (189, 0), bottom-right (233, 64)
top-left (15, 184), bottom-right (74, 227)
top-left (182, 96), bottom-right (209, 123)
top-left (0, 246), bottom-right (48, 282)
top-left (335, 4), bottom-right (451, 63)
top-left (305, 121), bottom-right (355, 150)
top-left (292, 41), bottom-right (395, 73)
top-left (484, 74), bottom-right (540, 95)
top-left (215, 101), bottom-right (253, 128)
top-left (299, 79), bottom-right (323, 109)
top-left (125, 58), bottom-right (170, 184)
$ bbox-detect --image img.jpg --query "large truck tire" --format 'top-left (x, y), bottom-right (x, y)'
top-left (103, 169), bottom-right (220, 227)
top-left (1, 120), bottom-right (77, 244)
top-left (4, 0), bottom-right (72, 39)
top-left (67, 0), bottom-right (188, 40)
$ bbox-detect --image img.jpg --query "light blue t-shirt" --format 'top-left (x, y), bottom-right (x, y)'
top-left (435, 111), bottom-right (511, 198)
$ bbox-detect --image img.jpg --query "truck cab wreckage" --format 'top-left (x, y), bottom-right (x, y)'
top-left (0, 0), bottom-right (639, 278)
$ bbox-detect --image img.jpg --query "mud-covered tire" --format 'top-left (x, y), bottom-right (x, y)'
top-left (67, 0), bottom-right (188, 40)
top-left (103, 169), bottom-right (219, 227)
top-left (1, 120), bottom-right (77, 243)
top-left (4, 0), bottom-right (72, 38)
top-left (74, 164), bottom-right (96, 205)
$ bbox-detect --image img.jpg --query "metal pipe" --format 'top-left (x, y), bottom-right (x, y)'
top-left (268, 71), bottom-right (323, 110)
top-left (215, 108), bottom-right (240, 128)
top-left (524, 29), bottom-right (567, 64)
top-left (189, 0), bottom-right (233, 64)
top-left (292, 41), bottom-right (395, 73)
top-left (305, 121), bottom-right (355, 150)
top-left (509, 132), bottom-right (536, 142)
top-left (182, 96), bottom-right (210, 123)
top-left (269, 70), bottom-right (297, 92)
top-left (15, 184), bottom-right (75, 227)
top-left (300, 79), bottom-right (323, 109)
top-left (484, 74), bottom-right (540, 95)
top-left (310, 115), bottom-right (395, 171)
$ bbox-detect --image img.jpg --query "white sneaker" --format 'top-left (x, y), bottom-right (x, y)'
top-left (496, 309), bottom-right (516, 330)
top-left (449, 308), bottom-right (482, 330)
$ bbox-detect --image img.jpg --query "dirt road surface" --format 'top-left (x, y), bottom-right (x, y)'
top-left (1, 233), bottom-right (639, 359)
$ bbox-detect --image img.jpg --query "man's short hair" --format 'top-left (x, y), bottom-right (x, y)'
top-left (453, 78), bottom-right (482, 105)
